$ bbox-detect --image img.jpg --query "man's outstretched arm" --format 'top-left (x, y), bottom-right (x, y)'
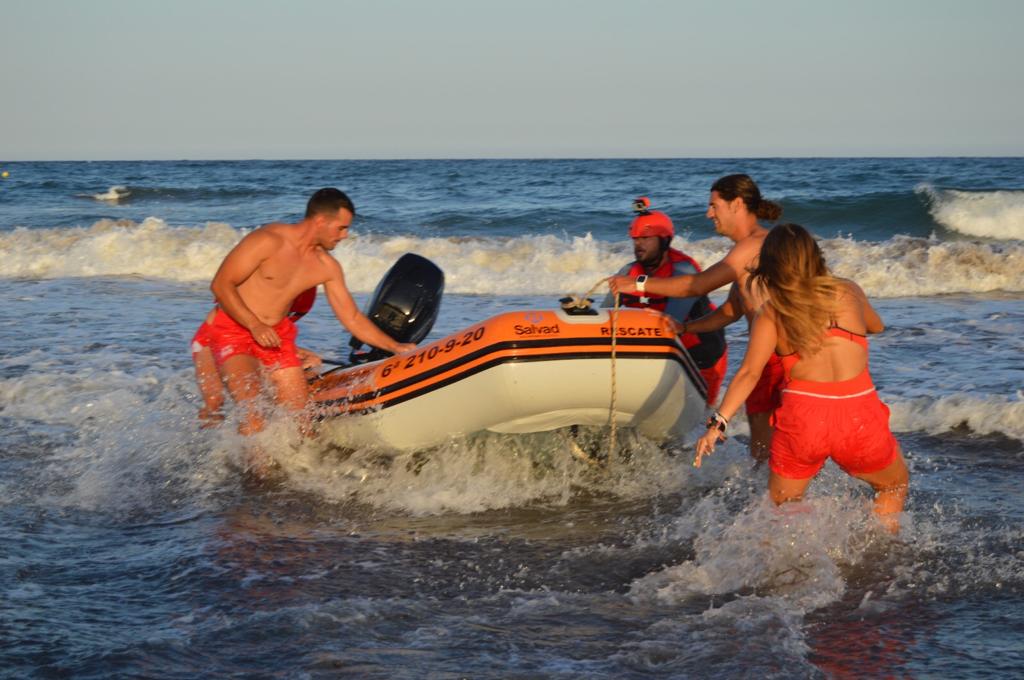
top-left (675, 283), bottom-right (743, 335)
top-left (608, 259), bottom-right (736, 299)
top-left (322, 260), bottom-right (416, 355)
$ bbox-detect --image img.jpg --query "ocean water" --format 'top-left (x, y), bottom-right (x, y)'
top-left (0, 158), bottom-right (1022, 678)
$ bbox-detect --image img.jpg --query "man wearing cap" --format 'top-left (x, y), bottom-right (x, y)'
top-left (603, 197), bottom-right (728, 405)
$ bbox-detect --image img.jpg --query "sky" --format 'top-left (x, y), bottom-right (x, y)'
top-left (2, 0), bottom-right (1022, 160)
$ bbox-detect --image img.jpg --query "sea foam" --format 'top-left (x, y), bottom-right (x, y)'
top-left (90, 185), bottom-right (132, 202)
top-left (0, 218), bottom-right (240, 281)
top-left (1, 218), bottom-right (1022, 297)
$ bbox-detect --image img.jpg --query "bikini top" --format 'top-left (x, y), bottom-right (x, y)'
top-left (777, 324), bottom-right (868, 377)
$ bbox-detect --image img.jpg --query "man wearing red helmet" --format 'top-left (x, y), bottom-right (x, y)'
top-left (604, 197), bottom-right (729, 405)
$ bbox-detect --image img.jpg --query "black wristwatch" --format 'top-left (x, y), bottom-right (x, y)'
top-left (705, 411), bottom-right (728, 432)
top-left (635, 274), bottom-right (648, 293)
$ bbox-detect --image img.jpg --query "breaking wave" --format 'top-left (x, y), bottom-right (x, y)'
top-left (889, 392), bottom-right (1024, 442)
top-left (0, 218), bottom-right (1022, 297)
top-left (918, 184), bottom-right (1024, 240)
top-left (90, 185), bottom-right (132, 202)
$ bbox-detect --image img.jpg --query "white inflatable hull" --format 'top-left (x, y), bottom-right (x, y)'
top-left (311, 308), bottom-right (708, 452)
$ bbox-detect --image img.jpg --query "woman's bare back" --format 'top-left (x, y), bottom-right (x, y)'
top-left (778, 279), bottom-right (880, 383)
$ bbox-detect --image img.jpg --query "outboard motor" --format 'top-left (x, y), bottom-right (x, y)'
top-left (349, 253), bottom-right (445, 364)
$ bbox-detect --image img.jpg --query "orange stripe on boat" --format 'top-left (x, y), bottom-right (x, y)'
top-left (310, 309), bottom-right (706, 415)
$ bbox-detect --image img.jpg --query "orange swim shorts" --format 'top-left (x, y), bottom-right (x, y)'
top-left (769, 378), bottom-right (899, 480)
top-left (746, 352), bottom-right (784, 415)
top-left (206, 308), bottom-right (301, 371)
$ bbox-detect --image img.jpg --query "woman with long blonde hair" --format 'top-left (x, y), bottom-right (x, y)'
top-left (695, 224), bottom-right (909, 531)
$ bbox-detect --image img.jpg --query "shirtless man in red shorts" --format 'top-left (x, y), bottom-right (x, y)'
top-left (609, 174), bottom-right (783, 461)
top-left (208, 188), bottom-right (415, 444)
top-left (190, 287), bottom-right (319, 427)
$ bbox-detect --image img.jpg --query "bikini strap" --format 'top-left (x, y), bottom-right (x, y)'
top-left (826, 325), bottom-right (868, 348)
top-left (778, 324), bottom-right (868, 381)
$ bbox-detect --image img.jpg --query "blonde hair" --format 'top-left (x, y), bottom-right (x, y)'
top-left (749, 223), bottom-right (838, 356)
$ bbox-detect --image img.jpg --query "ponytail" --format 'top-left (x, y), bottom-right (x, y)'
top-left (756, 199), bottom-right (783, 221)
top-left (711, 174), bottom-right (782, 222)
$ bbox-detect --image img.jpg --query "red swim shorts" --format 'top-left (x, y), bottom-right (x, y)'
top-left (207, 308), bottom-right (301, 371)
top-left (700, 349), bottom-right (728, 406)
top-left (769, 378), bottom-right (899, 480)
top-left (191, 322), bottom-right (214, 353)
top-left (746, 352), bottom-right (784, 415)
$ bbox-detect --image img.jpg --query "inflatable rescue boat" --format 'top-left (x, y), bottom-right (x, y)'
top-left (309, 254), bottom-right (708, 452)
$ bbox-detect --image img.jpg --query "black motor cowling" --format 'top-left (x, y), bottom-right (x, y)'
top-left (348, 253), bottom-right (445, 364)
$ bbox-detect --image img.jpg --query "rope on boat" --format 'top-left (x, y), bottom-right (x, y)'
top-left (607, 291), bottom-right (620, 465)
top-left (560, 279), bottom-right (620, 466)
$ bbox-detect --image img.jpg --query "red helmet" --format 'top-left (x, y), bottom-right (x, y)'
top-left (628, 196), bottom-right (674, 239)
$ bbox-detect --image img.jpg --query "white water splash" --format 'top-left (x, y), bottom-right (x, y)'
top-left (629, 483), bottom-right (879, 613)
top-left (279, 427), bottom-right (696, 515)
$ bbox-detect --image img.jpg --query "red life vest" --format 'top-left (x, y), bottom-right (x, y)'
top-left (617, 248), bottom-right (727, 370)
top-left (621, 249), bottom-right (711, 351)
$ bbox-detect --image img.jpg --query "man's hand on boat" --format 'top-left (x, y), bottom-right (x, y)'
top-left (392, 342), bottom-right (417, 354)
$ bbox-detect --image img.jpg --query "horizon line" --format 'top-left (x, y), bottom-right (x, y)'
top-left (4, 153), bottom-right (1024, 163)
